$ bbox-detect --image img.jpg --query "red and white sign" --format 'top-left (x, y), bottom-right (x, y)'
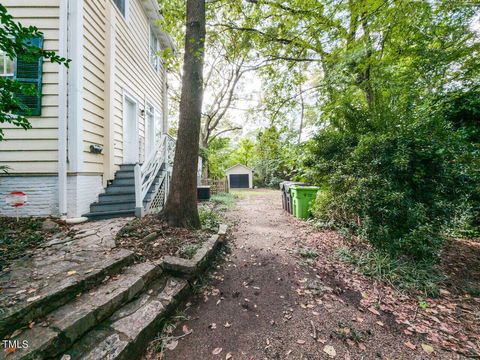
top-left (5, 191), bottom-right (28, 208)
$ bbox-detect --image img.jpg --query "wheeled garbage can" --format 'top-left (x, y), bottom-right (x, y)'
top-left (290, 186), bottom-right (320, 219)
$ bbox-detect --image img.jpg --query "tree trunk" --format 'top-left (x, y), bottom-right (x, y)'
top-left (162, 0), bottom-right (206, 228)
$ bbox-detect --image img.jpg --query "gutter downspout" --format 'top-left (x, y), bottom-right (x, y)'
top-left (58, 0), bottom-right (68, 218)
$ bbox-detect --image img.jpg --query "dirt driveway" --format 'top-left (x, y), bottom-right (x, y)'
top-left (159, 189), bottom-right (463, 360)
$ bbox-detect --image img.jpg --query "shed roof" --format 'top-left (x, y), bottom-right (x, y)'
top-left (225, 163), bottom-right (254, 173)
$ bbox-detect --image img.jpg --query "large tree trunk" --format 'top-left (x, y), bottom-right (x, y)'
top-left (162, 0), bottom-right (206, 228)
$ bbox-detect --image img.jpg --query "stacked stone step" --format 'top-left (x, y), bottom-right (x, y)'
top-left (3, 252), bottom-right (188, 360)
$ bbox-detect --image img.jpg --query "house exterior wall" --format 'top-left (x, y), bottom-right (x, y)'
top-left (111, 0), bottom-right (166, 167)
top-left (0, 0), bottom-right (60, 174)
top-left (0, 176), bottom-right (59, 216)
top-left (82, 0), bottom-right (107, 174)
top-left (0, 0), bottom-right (169, 218)
top-left (226, 165), bottom-right (254, 189)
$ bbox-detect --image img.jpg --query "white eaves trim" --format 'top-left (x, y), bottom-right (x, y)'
top-left (139, 0), bottom-right (176, 52)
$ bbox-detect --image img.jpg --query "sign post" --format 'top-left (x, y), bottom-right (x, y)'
top-left (5, 191), bottom-right (28, 221)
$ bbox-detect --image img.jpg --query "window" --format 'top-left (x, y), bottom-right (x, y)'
top-left (113, 0), bottom-right (126, 17)
top-left (149, 27), bottom-right (161, 72)
top-left (0, 50), bottom-right (14, 77)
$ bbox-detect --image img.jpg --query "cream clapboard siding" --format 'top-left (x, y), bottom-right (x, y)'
top-left (83, 0), bottom-right (107, 173)
top-left (112, 0), bottom-right (165, 166)
top-left (0, 0), bottom-right (60, 173)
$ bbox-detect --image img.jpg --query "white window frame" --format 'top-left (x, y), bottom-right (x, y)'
top-left (112, 0), bottom-right (129, 20)
top-left (149, 27), bottom-right (161, 72)
top-left (0, 49), bottom-right (15, 77)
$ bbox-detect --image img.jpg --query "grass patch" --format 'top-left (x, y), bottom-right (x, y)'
top-left (210, 192), bottom-right (237, 211)
top-left (298, 247), bottom-right (319, 259)
top-left (336, 247), bottom-right (445, 296)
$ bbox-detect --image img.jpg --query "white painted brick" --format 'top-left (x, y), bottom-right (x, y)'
top-left (0, 175), bottom-right (104, 218)
top-left (0, 176), bottom-right (58, 217)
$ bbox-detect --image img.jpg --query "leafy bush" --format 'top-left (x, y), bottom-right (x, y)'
top-left (336, 247), bottom-right (444, 296)
top-left (307, 116), bottom-right (478, 260)
top-left (198, 205), bottom-right (220, 231)
top-left (178, 244), bottom-right (200, 259)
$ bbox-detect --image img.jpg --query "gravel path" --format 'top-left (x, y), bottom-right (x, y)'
top-left (159, 190), bottom-right (462, 360)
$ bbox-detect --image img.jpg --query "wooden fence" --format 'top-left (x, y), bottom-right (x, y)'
top-left (200, 178), bottom-right (229, 194)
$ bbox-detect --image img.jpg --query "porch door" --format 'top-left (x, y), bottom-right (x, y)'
top-left (145, 104), bottom-right (156, 160)
top-left (123, 96), bottom-right (139, 164)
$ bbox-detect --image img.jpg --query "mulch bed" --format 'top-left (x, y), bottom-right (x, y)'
top-left (115, 215), bottom-right (214, 262)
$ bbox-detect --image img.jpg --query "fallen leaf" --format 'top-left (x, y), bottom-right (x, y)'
top-left (368, 307), bottom-right (380, 316)
top-left (404, 341), bottom-right (416, 350)
top-left (212, 347), bottom-right (223, 355)
top-left (323, 345), bottom-right (336, 357)
top-left (182, 325), bottom-right (191, 334)
top-left (28, 321), bottom-right (35, 329)
top-left (165, 339), bottom-right (178, 351)
top-left (225, 353), bottom-right (233, 360)
top-left (212, 288), bottom-right (220, 296)
top-left (376, 321), bottom-right (384, 327)
top-left (4, 347), bottom-right (16, 354)
top-left (296, 339), bottom-right (306, 345)
top-left (26, 295), bottom-right (41, 302)
top-left (421, 343), bottom-right (434, 354)
top-left (67, 270), bottom-right (77, 276)
top-left (209, 323), bottom-right (217, 330)
top-left (224, 322), bottom-right (232, 328)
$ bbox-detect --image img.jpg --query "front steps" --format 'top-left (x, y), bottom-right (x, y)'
top-left (4, 256), bottom-right (188, 360)
top-left (84, 164), bottom-right (165, 220)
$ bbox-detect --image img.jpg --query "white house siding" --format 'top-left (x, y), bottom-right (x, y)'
top-left (0, 0), bottom-right (60, 174)
top-left (82, 0), bottom-right (107, 174)
top-left (112, 0), bottom-right (166, 166)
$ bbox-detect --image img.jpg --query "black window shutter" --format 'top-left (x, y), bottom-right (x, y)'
top-left (14, 36), bottom-right (44, 116)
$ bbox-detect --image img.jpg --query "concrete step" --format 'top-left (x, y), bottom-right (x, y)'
top-left (98, 193), bottom-right (136, 203)
top-left (7, 262), bottom-right (162, 360)
top-left (0, 249), bottom-right (134, 338)
top-left (114, 170), bottom-right (135, 179)
top-left (90, 201), bottom-right (136, 213)
top-left (61, 277), bottom-right (188, 360)
top-left (118, 164), bottom-right (137, 171)
top-left (105, 186), bottom-right (135, 195)
top-left (112, 178), bottom-right (135, 186)
top-left (84, 209), bottom-right (136, 220)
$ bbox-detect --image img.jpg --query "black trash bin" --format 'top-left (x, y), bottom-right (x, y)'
top-left (197, 186), bottom-right (211, 201)
top-left (280, 181), bottom-right (289, 211)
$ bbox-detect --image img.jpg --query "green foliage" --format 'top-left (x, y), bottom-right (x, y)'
top-left (210, 193), bottom-right (236, 210)
top-left (177, 243), bottom-right (200, 259)
top-left (198, 205), bottom-right (220, 231)
top-left (203, 137), bottom-right (232, 179)
top-left (336, 247), bottom-right (444, 296)
top-left (0, 5), bottom-right (69, 140)
top-left (228, 138), bottom-right (255, 169)
top-left (298, 247), bottom-right (318, 259)
top-left (307, 115), bottom-right (478, 260)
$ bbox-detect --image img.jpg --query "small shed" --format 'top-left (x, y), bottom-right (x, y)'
top-left (226, 164), bottom-right (253, 189)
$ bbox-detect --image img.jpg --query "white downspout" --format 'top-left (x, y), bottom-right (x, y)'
top-left (58, 0), bottom-right (68, 218)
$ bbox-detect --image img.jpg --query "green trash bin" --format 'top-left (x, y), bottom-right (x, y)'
top-left (290, 186), bottom-right (320, 219)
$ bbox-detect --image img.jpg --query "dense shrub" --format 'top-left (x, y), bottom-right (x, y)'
top-left (307, 116), bottom-right (478, 260)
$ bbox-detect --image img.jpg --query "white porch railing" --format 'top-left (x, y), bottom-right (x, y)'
top-left (134, 134), bottom-right (176, 217)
